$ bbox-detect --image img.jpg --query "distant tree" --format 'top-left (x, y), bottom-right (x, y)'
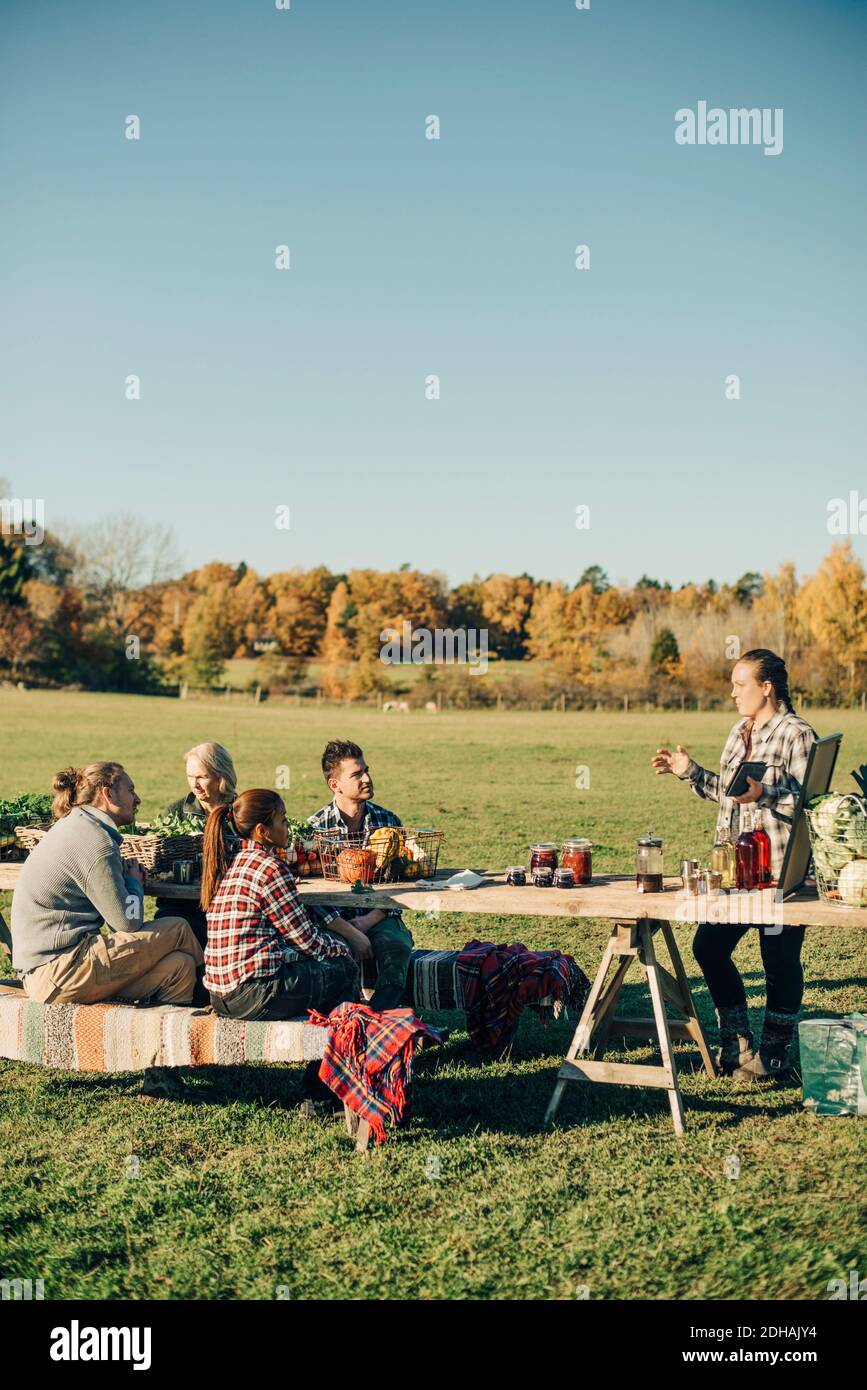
top-left (795, 543), bottom-right (867, 700)
top-left (734, 571), bottom-right (764, 605)
top-left (578, 565), bottom-right (610, 595)
top-left (650, 626), bottom-right (680, 672)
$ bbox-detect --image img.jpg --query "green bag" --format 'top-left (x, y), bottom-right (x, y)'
top-left (799, 1014), bottom-right (867, 1117)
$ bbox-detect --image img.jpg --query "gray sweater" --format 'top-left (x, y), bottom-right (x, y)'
top-left (11, 807), bottom-right (146, 976)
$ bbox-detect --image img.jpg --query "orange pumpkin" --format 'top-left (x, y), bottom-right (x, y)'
top-left (337, 847), bottom-right (375, 885)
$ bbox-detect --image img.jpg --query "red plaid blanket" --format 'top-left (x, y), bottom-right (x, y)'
top-left (308, 1003), bottom-right (444, 1144)
top-left (457, 940), bottom-right (589, 1055)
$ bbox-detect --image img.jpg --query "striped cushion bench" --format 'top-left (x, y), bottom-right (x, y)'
top-left (0, 950), bottom-right (464, 1074)
top-left (0, 981), bottom-right (327, 1071)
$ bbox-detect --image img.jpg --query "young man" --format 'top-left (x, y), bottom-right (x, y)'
top-left (307, 740), bottom-right (413, 1011)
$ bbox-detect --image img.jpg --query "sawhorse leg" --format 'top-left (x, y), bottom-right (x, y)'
top-left (546, 918), bottom-right (714, 1135)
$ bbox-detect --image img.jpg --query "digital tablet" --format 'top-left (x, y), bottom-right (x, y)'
top-left (726, 760), bottom-right (768, 798)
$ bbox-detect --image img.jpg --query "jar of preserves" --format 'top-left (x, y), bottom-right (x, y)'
top-left (636, 832), bottom-right (664, 893)
top-left (554, 867), bottom-right (575, 889)
top-left (561, 838), bottom-right (593, 884)
top-left (506, 865), bottom-right (527, 886)
top-left (532, 867), bottom-right (554, 887)
top-left (529, 842), bottom-right (558, 872)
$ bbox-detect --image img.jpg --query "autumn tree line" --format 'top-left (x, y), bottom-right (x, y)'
top-left (1, 513), bottom-right (866, 708)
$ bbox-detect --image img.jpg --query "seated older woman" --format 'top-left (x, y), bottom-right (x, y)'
top-left (154, 742), bottom-right (238, 953)
top-left (164, 742), bottom-right (237, 825)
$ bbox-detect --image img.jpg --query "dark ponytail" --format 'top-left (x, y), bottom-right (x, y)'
top-left (200, 789), bottom-right (285, 910)
top-left (741, 649), bottom-right (794, 711)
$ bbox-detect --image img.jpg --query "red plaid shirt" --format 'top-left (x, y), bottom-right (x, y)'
top-left (204, 842), bottom-right (352, 997)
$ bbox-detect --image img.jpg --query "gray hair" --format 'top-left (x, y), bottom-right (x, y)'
top-left (184, 742), bottom-right (237, 800)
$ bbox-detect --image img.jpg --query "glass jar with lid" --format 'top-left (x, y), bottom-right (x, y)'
top-left (529, 842), bottom-right (558, 873)
top-left (561, 838), bottom-right (593, 884)
top-left (636, 832), bottom-right (664, 893)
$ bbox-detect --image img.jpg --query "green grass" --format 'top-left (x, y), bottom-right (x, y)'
top-left (1, 691), bottom-right (866, 1299)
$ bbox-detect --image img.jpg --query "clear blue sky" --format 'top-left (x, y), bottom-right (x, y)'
top-left (1, 0), bottom-right (865, 588)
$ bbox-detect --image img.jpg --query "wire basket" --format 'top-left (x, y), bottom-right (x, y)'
top-left (314, 826), bottom-right (444, 885)
top-left (804, 793), bottom-right (867, 908)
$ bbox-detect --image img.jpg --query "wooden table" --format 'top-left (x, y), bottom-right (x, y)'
top-left (3, 865), bottom-right (865, 1135)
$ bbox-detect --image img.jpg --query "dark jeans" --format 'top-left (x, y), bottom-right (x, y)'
top-left (155, 899), bottom-right (207, 952)
top-left (365, 916), bottom-right (414, 1011)
top-left (209, 955), bottom-right (359, 1022)
top-left (693, 923), bottom-right (806, 1015)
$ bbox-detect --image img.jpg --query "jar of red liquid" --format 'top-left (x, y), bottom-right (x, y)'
top-left (752, 811), bottom-right (772, 884)
top-left (735, 811), bottom-right (762, 890)
top-left (561, 838), bottom-right (592, 884)
top-left (529, 842), bottom-right (558, 873)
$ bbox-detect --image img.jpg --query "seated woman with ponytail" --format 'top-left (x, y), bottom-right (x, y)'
top-left (11, 763), bottom-right (203, 1007)
top-left (201, 791), bottom-right (365, 1109)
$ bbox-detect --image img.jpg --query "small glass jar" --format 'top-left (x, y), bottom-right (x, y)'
top-left (554, 867), bottom-right (575, 889)
top-left (636, 833), bottom-right (664, 893)
top-left (530, 842), bottom-right (558, 872)
top-left (561, 838), bottom-right (593, 884)
top-left (532, 867), bottom-right (554, 887)
top-left (506, 865), bottom-right (527, 886)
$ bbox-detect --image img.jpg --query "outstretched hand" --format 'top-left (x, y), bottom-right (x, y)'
top-left (651, 745), bottom-right (690, 778)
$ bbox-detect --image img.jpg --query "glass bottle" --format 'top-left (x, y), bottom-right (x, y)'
top-left (711, 836), bottom-right (736, 889)
top-left (752, 811), bottom-right (772, 884)
top-left (636, 832), bottom-right (664, 893)
top-left (735, 810), bottom-right (761, 890)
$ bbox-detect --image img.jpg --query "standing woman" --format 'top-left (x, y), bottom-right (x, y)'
top-left (154, 742), bottom-right (238, 951)
top-left (652, 650), bottom-right (818, 1079)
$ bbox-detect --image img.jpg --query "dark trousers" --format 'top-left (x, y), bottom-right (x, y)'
top-left (366, 916), bottom-right (414, 1010)
top-left (692, 924), bottom-right (806, 1015)
top-left (210, 955), bottom-right (359, 1101)
top-left (209, 955), bottom-right (359, 1022)
top-left (155, 899), bottom-right (207, 952)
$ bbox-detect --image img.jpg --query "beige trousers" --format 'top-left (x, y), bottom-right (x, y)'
top-left (22, 918), bottom-right (204, 1006)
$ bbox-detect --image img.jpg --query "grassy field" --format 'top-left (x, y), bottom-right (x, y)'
top-left (1, 690), bottom-right (865, 1300)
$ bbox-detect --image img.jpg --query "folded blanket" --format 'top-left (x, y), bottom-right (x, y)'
top-left (457, 940), bottom-right (589, 1055)
top-left (308, 1002), bottom-right (444, 1144)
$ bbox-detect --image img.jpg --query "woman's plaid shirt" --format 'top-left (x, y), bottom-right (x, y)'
top-left (680, 707), bottom-right (818, 878)
top-left (204, 842), bottom-right (352, 997)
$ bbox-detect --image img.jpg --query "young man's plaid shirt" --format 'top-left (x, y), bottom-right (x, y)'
top-left (306, 799), bottom-right (403, 927)
top-left (204, 842), bottom-right (352, 997)
top-left (679, 707), bottom-right (817, 879)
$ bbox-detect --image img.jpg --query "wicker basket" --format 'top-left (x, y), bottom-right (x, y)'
top-left (804, 793), bottom-right (867, 908)
top-left (314, 826), bottom-right (444, 885)
top-left (14, 825), bottom-right (49, 853)
top-left (120, 827), bottom-right (203, 873)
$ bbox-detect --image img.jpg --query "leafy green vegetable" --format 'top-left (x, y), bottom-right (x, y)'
top-left (0, 792), bottom-right (53, 835)
top-left (150, 810), bottom-right (206, 838)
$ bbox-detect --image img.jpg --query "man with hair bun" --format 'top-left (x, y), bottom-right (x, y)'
top-left (11, 762), bottom-right (202, 1013)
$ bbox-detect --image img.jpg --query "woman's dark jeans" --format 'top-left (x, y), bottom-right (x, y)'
top-left (209, 955), bottom-right (359, 1022)
top-left (693, 923), bottom-right (806, 1014)
top-left (210, 956), bottom-right (359, 1102)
